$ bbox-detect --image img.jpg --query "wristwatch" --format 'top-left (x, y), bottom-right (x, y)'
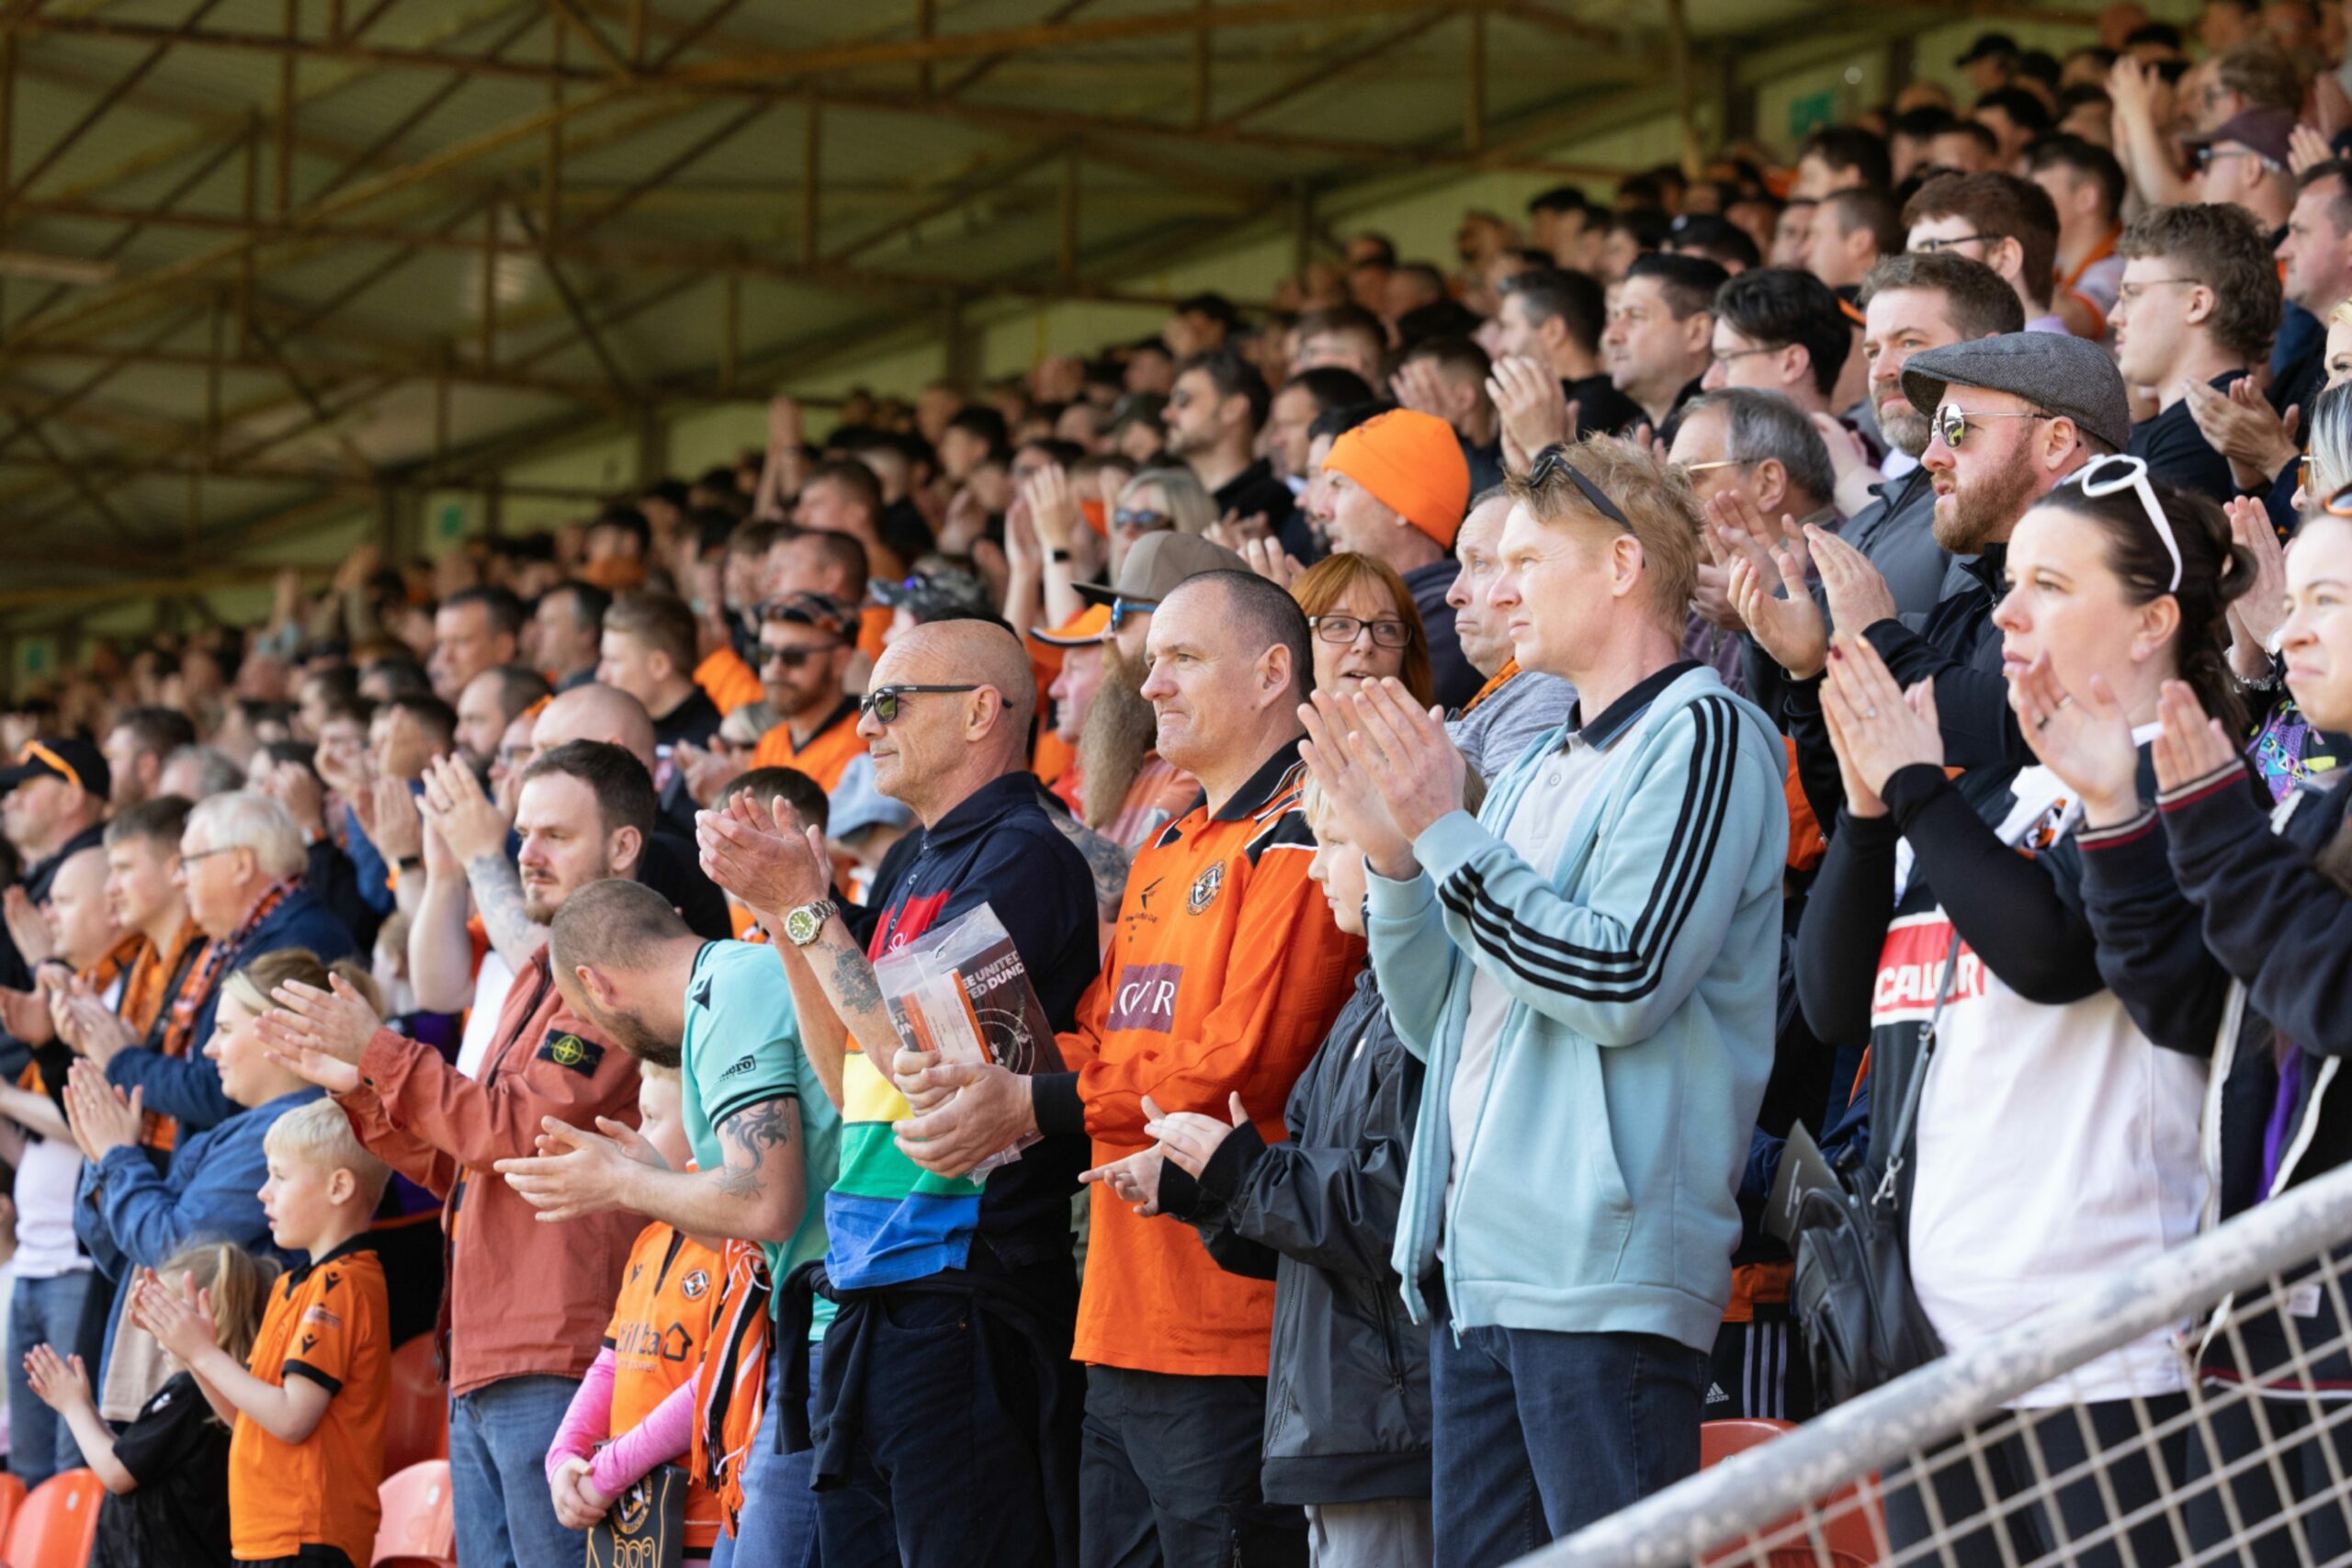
top-left (782, 898), bottom-right (837, 948)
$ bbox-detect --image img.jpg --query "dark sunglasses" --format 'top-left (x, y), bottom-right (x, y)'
top-left (1932, 404), bottom-right (2050, 450)
top-left (1526, 444), bottom-right (1634, 531)
top-left (761, 642), bottom-right (842, 671)
top-left (859, 684), bottom-right (979, 725)
top-left (1113, 508), bottom-right (1172, 535)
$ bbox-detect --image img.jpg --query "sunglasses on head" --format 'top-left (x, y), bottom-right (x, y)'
top-left (859, 684), bottom-right (979, 725)
top-left (1108, 595), bottom-right (1157, 630)
top-left (1526, 444), bottom-right (1634, 531)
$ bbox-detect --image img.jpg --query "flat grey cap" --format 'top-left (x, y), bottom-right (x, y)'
top-left (1901, 332), bottom-right (2132, 455)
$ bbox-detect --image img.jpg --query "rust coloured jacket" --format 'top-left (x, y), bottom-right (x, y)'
top-left (337, 944), bottom-right (643, 1396)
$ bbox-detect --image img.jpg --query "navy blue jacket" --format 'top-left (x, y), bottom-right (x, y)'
top-left (106, 890), bottom-right (356, 1134)
top-left (862, 771), bottom-right (1101, 1268)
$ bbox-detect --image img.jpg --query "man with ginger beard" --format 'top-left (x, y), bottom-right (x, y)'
top-left (1035, 604), bottom-right (1196, 852)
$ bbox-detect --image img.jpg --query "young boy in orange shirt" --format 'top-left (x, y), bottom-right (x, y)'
top-left (134, 1098), bottom-right (393, 1568)
top-left (546, 1060), bottom-right (726, 1561)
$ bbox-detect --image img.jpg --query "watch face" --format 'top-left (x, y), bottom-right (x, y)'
top-left (786, 907), bottom-right (821, 945)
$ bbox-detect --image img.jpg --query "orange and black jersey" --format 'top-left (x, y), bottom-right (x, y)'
top-left (1035, 740), bottom-right (1364, 1378)
top-left (606, 1222), bottom-right (725, 1550)
top-left (228, 1235), bottom-right (389, 1566)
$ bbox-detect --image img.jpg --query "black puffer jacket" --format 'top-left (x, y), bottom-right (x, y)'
top-left (1159, 966), bottom-right (1430, 1506)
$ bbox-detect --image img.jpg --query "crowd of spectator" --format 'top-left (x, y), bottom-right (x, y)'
top-left (6, 3), bottom-right (2352, 1564)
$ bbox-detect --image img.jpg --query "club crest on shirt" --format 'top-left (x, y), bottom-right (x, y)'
top-left (681, 1269), bottom-right (709, 1300)
top-left (1187, 862), bottom-right (1225, 915)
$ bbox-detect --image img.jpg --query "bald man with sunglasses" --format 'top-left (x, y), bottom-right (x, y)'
top-left (697, 617), bottom-right (1101, 1567)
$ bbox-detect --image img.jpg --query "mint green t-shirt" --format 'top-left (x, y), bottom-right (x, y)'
top-left (680, 940), bottom-right (841, 1337)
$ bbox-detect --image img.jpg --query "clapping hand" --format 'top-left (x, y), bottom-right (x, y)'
top-left (2010, 656), bottom-right (2142, 827)
top-left (417, 755), bottom-right (508, 864)
top-left (1486, 357), bottom-right (1575, 473)
top-left (20, 1344), bottom-right (92, 1416)
top-left (1142, 1092), bottom-right (1248, 1179)
top-left (128, 1268), bottom-right (214, 1367)
top-left (1806, 525), bottom-right (1897, 637)
top-left (256, 973), bottom-right (383, 1077)
top-left (2, 887), bottom-right (53, 970)
top-left (2150, 680), bottom-right (2240, 794)
top-left (697, 790), bottom-right (831, 919)
top-left (1239, 536), bottom-right (1303, 589)
top-left (1079, 1145), bottom-right (1167, 1216)
top-left (496, 1117), bottom-right (664, 1223)
top-left (2224, 496), bottom-right (2290, 660)
top-left (1819, 635), bottom-right (1942, 812)
top-left (63, 1060), bottom-right (141, 1160)
top-left (1297, 691), bottom-right (1420, 883)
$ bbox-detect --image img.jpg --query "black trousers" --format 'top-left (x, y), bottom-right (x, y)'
top-left (1078, 1366), bottom-right (1306, 1568)
top-left (1883, 1395), bottom-right (2191, 1568)
top-left (2181, 1390), bottom-right (2352, 1568)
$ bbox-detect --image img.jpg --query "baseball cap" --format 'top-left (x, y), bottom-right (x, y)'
top-left (757, 592), bottom-right (862, 642)
top-left (1073, 531), bottom-right (1247, 610)
top-left (1955, 31), bottom-right (2019, 64)
top-left (827, 754), bottom-right (915, 840)
top-left (2187, 108), bottom-right (2296, 172)
top-left (1032, 604), bottom-right (1114, 648)
top-left (0, 737), bottom-right (108, 800)
top-left (1900, 332), bottom-right (2132, 454)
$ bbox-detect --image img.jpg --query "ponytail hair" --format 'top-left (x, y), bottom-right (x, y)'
top-left (2033, 471), bottom-right (2256, 737)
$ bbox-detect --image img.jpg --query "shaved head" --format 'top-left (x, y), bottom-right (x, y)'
top-left (873, 620), bottom-right (1037, 737)
top-left (533, 683), bottom-right (657, 775)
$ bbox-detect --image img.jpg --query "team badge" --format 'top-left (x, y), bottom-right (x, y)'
top-left (1187, 862), bottom-right (1224, 915)
top-left (682, 1269), bottom-right (709, 1300)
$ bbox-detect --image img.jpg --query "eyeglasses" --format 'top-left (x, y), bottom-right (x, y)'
top-left (1526, 443), bottom-right (1635, 531)
top-left (1912, 232), bottom-right (1998, 254)
top-left (1932, 403), bottom-right (2052, 449)
top-left (2301, 454), bottom-right (2315, 501)
top-left (1310, 615), bottom-right (1413, 649)
top-left (2067, 454), bottom-right (2183, 592)
top-left (761, 642), bottom-right (842, 671)
top-left (178, 846), bottom-right (240, 866)
top-left (1680, 458), bottom-right (1751, 475)
top-left (1112, 508), bottom-right (1172, 536)
top-left (1108, 595), bottom-right (1157, 630)
top-left (2325, 482), bottom-right (2352, 518)
top-left (2113, 277), bottom-right (2203, 309)
top-left (859, 684), bottom-right (979, 725)
top-left (1711, 345), bottom-right (1779, 366)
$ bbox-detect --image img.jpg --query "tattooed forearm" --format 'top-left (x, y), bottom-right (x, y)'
top-left (825, 937), bottom-right (886, 1021)
top-left (467, 854), bottom-right (549, 967)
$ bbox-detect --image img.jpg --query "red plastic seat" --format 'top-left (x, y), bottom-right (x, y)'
top-left (4, 1469), bottom-right (104, 1568)
top-left (371, 1459), bottom-right (456, 1568)
top-left (1701, 1418), bottom-right (1885, 1566)
top-left (382, 1334), bottom-right (450, 1472)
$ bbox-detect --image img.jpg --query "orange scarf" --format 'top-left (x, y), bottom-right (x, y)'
top-left (1458, 660), bottom-right (1521, 717)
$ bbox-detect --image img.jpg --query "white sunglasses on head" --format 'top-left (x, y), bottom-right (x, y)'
top-left (2064, 454), bottom-right (2182, 593)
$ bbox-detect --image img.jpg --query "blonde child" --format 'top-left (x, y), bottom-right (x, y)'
top-left (25, 1240), bottom-right (274, 1568)
top-left (546, 1061), bottom-right (726, 1561)
top-left (133, 1098), bottom-right (392, 1568)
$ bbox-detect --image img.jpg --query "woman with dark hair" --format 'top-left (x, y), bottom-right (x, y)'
top-left (1290, 552), bottom-right (1432, 707)
top-left (1798, 457), bottom-right (2254, 1568)
top-left (2051, 479), bottom-right (2352, 1567)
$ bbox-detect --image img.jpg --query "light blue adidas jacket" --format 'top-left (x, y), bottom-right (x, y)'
top-left (1367, 663), bottom-right (1786, 1352)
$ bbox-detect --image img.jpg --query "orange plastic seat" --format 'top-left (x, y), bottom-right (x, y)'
top-left (1701, 1418), bottom-right (1885, 1566)
top-left (382, 1334), bottom-right (450, 1472)
top-left (371, 1459), bottom-right (457, 1568)
top-left (4, 1469), bottom-right (104, 1568)
top-left (0, 1472), bottom-right (32, 1550)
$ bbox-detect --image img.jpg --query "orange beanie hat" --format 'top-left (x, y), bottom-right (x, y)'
top-left (1322, 408), bottom-right (1471, 549)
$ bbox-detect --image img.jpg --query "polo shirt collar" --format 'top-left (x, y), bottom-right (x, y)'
top-left (923, 771), bottom-right (1040, 849)
top-left (285, 1230), bottom-right (379, 1289)
top-left (1209, 737), bottom-right (1306, 823)
top-left (1567, 660), bottom-right (1699, 750)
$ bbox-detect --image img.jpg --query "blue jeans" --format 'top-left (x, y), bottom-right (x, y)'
top-left (448, 1373), bottom-right (584, 1568)
top-left (8, 1270), bottom-right (96, 1490)
top-left (710, 1339), bottom-right (822, 1568)
top-left (1427, 1303), bottom-right (1707, 1568)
